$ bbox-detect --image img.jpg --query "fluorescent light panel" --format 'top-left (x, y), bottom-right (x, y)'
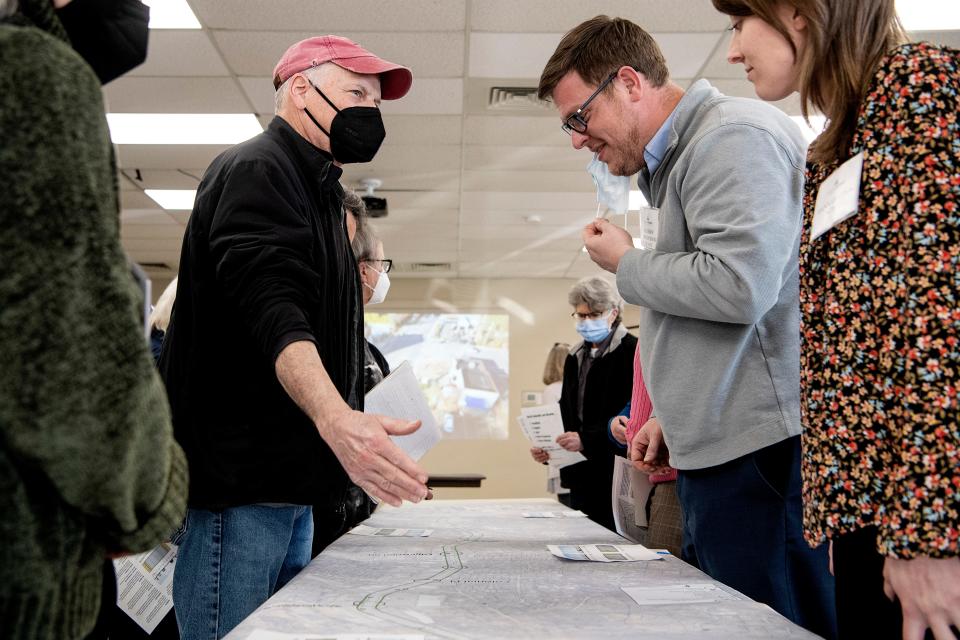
top-left (107, 114), bottom-right (262, 145)
top-left (143, 0), bottom-right (201, 29)
top-left (896, 0), bottom-right (960, 31)
top-left (146, 189), bottom-right (196, 210)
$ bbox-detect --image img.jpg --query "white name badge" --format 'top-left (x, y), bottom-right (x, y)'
top-left (638, 206), bottom-right (660, 250)
top-left (811, 151), bottom-right (864, 241)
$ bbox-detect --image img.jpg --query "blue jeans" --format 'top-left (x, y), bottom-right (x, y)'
top-left (172, 505), bottom-right (314, 640)
top-left (676, 436), bottom-right (837, 640)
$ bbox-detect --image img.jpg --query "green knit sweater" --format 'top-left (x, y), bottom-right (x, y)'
top-left (0, 4), bottom-right (188, 639)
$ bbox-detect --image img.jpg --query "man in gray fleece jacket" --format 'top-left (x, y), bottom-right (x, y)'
top-left (539, 16), bottom-right (836, 640)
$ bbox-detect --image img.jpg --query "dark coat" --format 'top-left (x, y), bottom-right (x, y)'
top-left (558, 326), bottom-right (636, 530)
top-left (160, 116), bottom-right (363, 510)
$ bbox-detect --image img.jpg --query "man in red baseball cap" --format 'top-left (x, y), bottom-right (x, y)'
top-left (163, 35), bottom-right (427, 640)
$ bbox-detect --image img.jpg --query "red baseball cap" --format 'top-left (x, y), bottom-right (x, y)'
top-left (272, 36), bottom-right (413, 100)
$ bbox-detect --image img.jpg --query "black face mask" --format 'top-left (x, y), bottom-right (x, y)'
top-left (56, 0), bottom-right (150, 85)
top-left (304, 82), bottom-right (386, 164)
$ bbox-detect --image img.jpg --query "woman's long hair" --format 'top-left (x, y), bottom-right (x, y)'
top-left (713, 0), bottom-right (906, 164)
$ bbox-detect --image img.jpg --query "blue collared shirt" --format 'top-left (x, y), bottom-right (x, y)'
top-left (643, 105), bottom-right (680, 177)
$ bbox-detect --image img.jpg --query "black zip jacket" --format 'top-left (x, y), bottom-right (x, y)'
top-left (558, 327), bottom-right (636, 529)
top-left (160, 116), bottom-right (363, 510)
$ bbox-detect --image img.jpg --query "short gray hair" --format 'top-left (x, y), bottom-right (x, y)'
top-left (274, 63), bottom-right (333, 113)
top-left (568, 276), bottom-right (622, 314)
top-left (352, 218), bottom-right (380, 262)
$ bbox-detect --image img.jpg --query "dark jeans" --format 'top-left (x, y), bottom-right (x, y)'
top-left (677, 436), bottom-right (837, 640)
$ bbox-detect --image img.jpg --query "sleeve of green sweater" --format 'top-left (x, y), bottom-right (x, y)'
top-left (0, 27), bottom-right (187, 553)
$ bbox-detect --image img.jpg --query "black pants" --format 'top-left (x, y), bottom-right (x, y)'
top-left (833, 526), bottom-right (957, 640)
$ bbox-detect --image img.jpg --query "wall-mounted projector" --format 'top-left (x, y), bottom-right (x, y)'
top-left (359, 178), bottom-right (388, 218)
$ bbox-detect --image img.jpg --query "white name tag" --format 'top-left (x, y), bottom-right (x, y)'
top-left (638, 206), bottom-right (660, 250)
top-left (811, 152), bottom-right (864, 241)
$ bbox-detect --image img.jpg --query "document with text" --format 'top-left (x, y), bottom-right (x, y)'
top-left (517, 404), bottom-right (585, 470)
top-left (364, 360), bottom-right (441, 461)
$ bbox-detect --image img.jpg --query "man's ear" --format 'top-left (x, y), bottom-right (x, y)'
top-left (617, 65), bottom-right (645, 102)
top-left (288, 74), bottom-right (311, 109)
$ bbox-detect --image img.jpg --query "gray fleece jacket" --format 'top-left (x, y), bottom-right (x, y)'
top-left (616, 79), bottom-right (807, 470)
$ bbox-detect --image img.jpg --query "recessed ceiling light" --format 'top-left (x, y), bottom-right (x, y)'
top-left (143, 0), bottom-right (201, 29)
top-left (896, 0), bottom-right (960, 31)
top-left (791, 115), bottom-right (827, 143)
top-left (106, 114), bottom-right (262, 144)
top-left (145, 189), bottom-right (197, 210)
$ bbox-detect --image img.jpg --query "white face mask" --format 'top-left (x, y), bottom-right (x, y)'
top-left (587, 154), bottom-right (631, 214)
top-left (364, 267), bottom-right (390, 305)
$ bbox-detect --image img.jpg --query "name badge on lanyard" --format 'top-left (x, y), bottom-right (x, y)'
top-left (810, 151), bottom-right (864, 241)
top-left (637, 206), bottom-right (660, 250)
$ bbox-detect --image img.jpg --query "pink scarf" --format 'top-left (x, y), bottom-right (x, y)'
top-left (626, 342), bottom-right (677, 484)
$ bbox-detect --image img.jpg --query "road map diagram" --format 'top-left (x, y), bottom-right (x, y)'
top-left (226, 499), bottom-right (821, 640)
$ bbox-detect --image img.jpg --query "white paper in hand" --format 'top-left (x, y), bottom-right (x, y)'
top-left (364, 361), bottom-right (441, 461)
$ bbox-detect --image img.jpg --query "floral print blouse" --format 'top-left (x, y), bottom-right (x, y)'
top-left (800, 42), bottom-right (960, 558)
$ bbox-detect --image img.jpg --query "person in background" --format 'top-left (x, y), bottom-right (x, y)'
top-left (542, 342), bottom-right (568, 406)
top-left (160, 36), bottom-right (429, 640)
top-left (539, 342), bottom-right (570, 501)
top-left (149, 277), bottom-right (179, 363)
top-left (531, 277), bottom-right (635, 530)
top-left (608, 349), bottom-right (683, 557)
top-left (0, 1), bottom-right (188, 639)
top-left (714, 1), bottom-right (959, 637)
top-left (312, 191), bottom-right (391, 555)
top-left (539, 15), bottom-right (835, 637)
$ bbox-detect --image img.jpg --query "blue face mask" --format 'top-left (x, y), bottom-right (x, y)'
top-left (587, 154), bottom-right (631, 214)
top-left (576, 312), bottom-right (613, 344)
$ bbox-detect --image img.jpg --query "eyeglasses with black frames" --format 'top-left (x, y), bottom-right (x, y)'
top-left (361, 258), bottom-right (393, 274)
top-left (561, 71), bottom-right (618, 135)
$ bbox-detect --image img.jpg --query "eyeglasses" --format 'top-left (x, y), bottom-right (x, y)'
top-left (571, 310), bottom-right (606, 320)
top-left (361, 258), bottom-right (393, 274)
top-left (561, 71), bottom-right (618, 135)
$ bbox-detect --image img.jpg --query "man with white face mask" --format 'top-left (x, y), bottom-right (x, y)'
top-left (312, 195), bottom-right (393, 556)
top-left (539, 15), bottom-right (835, 639)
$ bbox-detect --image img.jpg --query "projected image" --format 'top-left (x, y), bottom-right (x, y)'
top-left (365, 313), bottom-right (509, 439)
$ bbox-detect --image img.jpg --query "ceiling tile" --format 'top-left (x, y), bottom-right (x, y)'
top-left (191, 0), bottom-right (466, 31)
top-left (120, 210), bottom-right (174, 225)
top-left (463, 144), bottom-right (586, 172)
top-left (464, 116), bottom-right (567, 146)
top-left (104, 77), bottom-right (252, 113)
top-left (115, 144), bottom-right (233, 170)
top-left (470, 0), bottom-right (729, 32)
top-left (380, 79), bottom-right (464, 115)
top-left (213, 31), bottom-right (465, 78)
top-left (462, 170), bottom-right (594, 192)
top-left (461, 191), bottom-right (597, 211)
top-left (468, 32), bottom-right (721, 81)
top-left (129, 31), bottom-right (230, 76)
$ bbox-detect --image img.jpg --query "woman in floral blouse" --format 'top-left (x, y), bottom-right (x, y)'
top-left (712, 1), bottom-right (959, 638)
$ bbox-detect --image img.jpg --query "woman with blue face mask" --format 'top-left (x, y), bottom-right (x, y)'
top-left (530, 276), bottom-right (636, 531)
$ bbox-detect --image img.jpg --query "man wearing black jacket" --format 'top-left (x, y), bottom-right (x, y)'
top-left (160, 36), bottom-right (429, 640)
